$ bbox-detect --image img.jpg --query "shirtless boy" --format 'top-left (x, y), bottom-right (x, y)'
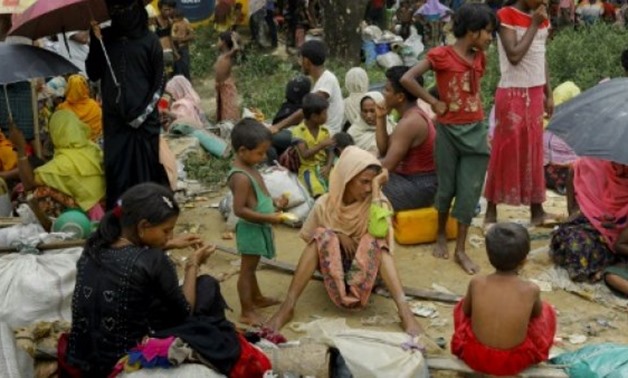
top-left (451, 223), bottom-right (556, 376)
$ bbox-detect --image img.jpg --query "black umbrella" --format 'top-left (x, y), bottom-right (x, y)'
top-left (547, 78), bottom-right (628, 165)
top-left (0, 43), bottom-right (79, 120)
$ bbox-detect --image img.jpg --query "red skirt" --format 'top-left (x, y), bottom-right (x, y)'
top-left (451, 300), bottom-right (556, 376)
top-left (485, 86), bottom-right (546, 205)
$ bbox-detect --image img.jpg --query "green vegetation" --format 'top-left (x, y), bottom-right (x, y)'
top-left (482, 23), bottom-right (628, 110)
top-left (184, 152), bottom-right (232, 191)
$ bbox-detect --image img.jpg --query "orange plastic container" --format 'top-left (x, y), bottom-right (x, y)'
top-left (394, 207), bottom-right (458, 245)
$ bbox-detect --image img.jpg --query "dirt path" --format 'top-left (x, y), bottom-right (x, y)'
top-left (172, 189), bottom-right (628, 369)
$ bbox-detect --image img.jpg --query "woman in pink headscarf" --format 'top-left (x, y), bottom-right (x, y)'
top-left (551, 158), bottom-right (628, 296)
top-left (164, 75), bottom-right (208, 129)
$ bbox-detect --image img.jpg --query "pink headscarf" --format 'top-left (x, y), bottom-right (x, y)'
top-left (574, 158), bottom-right (628, 252)
top-left (165, 75), bottom-right (205, 128)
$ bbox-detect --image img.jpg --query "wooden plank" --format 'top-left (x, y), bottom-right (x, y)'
top-left (215, 244), bottom-right (462, 304)
top-left (427, 357), bottom-right (568, 378)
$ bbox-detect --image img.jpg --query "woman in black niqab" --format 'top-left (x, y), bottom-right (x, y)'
top-left (86, 0), bottom-right (169, 210)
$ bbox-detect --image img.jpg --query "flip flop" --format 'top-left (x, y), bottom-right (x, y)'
top-left (534, 215), bottom-right (565, 229)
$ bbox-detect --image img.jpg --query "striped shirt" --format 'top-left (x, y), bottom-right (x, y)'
top-left (497, 7), bottom-right (550, 89)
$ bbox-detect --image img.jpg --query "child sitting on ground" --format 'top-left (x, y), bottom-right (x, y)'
top-left (292, 93), bottom-right (335, 198)
top-left (228, 119), bottom-right (289, 325)
top-left (451, 223), bottom-right (557, 376)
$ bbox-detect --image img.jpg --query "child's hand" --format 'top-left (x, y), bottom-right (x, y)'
top-left (532, 4), bottom-right (548, 25)
top-left (273, 194), bottom-right (289, 210)
top-left (270, 212), bottom-right (284, 224)
top-left (320, 165), bottom-right (331, 180)
top-left (167, 234), bottom-right (203, 250)
top-left (544, 96), bottom-right (554, 119)
top-left (190, 244), bottom-right (216, 267)
top-left (322, 138), bottom-right (336, 148)
top-left (431, 101), bottom-right (448, 116)
top-left (375, 102), bottom-right (388, 120)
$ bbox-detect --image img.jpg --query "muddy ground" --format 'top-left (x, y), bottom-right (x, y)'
top-left (169, 186), bottom-right (627, 375)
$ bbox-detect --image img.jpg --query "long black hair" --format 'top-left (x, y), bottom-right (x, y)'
top-left (85, 183), bottom-right (180, 260)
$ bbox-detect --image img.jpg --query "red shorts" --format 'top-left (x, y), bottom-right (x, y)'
top-left (450, 300), bottom-right (556, 376)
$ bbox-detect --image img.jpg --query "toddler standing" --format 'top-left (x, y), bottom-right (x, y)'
top-left (228, 119), bottom-right (288, 325)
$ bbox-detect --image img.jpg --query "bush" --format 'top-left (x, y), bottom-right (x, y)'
top-left (481, 23), bottom-right (628, 110)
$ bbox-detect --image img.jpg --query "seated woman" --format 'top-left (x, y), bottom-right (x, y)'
top-left (551, 158), bottom-right (628, 296)
top-left (164, 75), bottom-right (208, 129)
top-left (10, 110), bottom-right (106, 222)
top-left (543, 81), bottom-right (580, 194)
top-left (64, 183), bottom-right (265, 376)
top-left (266, 147), bottom-right (422, 336)
top-left (268, 75), bottom-right (312, 162)
top-left (347, 91), bottom-right (393, 156)
top-left (378, 66), bottom-right (437, 211)
top-left (343, 67), bottom-right (369, 128)
top-left (0, 129), bottom-right (18, 181)
top-left (57, 74), bottom-right (103, 141)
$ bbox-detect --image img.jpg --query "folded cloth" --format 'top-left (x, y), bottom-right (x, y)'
top-left (450, 300), bottom-right (556, 376)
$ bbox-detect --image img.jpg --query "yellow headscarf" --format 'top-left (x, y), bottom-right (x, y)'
top-left (35, 110), bottom-right (105, 211)
top-left (57, 75), bottom-right (103, 141)
top-left (0, 131), bottom-right (17, 172)
top-left (544, 81), bottom-right (581, 128)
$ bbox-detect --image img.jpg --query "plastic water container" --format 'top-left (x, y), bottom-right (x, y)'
top-left (394, 207), bottom-right (458, 245)
top-left (362, 40), bottom-right (377, 67)
top-left (52, 210), bottom-right (93, 239)
top-left (375, 42), bottom-right (391, 55)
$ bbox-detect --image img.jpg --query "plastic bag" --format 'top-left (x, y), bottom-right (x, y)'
top-left (261, 167), bottom-right (306, 209)
top-left (118, 364), bottom-right (225, 377)
top-left (0, 248), bottom-right (82, 328)
top-left (376, 52), bottom-right (404, 69)
top-left (550, 343), bottom-right (628, 378)
top-left (0, 322), bottom-right (35, 378)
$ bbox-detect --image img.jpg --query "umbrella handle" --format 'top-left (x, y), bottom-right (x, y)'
top-left (88, 8), bottom-right (122, 104)
top-left (3, 85), bottom-right (13, 123)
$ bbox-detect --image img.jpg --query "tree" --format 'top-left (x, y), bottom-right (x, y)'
top-left (321, 0), bottom-right (370, 65)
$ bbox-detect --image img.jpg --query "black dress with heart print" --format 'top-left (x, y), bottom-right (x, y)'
top-left (66, 245), bottom-right (190, 376)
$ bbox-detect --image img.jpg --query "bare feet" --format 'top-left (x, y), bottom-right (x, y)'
top-left (265, 302), bottom-right (295, 332)
top-left (398, 303), bottom-right (423, 336)
top-left (432, 234), bottom-right (449, 259)
top-left (239, 310), bottom-right (265, 326)
top-left (530, 211), bottom-right (562, 227)
top-left (253, 296), bottom-right (281, 309)
top-left (455, 250), bottom-right (480, 275)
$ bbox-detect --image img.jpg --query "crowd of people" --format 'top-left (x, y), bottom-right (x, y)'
top-left (0, 0), bottom-right (627, 377)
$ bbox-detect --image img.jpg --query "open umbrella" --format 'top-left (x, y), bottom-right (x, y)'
top-left (9, 0), bottom-right (152, 104)
top-left (547, 78), bottom-right (628, 165)
top-left (0, 43), bottom-right (79, 120)
top-left (9, 0), bottom-right (152, 38)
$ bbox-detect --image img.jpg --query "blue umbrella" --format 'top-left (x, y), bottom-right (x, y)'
top-left (0, 43), bottom-right (79, 121)
top-left (547, 78), bottom-right (628, 165)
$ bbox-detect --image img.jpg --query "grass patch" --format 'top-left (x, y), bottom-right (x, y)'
top-left (184, 152), bottom-right (233, 191)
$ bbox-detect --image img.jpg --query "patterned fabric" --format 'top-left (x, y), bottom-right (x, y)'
top-left (485, 86), bottom-right (546, 206)
top-left (216, 77), bottom-right (240, 122)
top-left (32, 186), bottom-right (79, 218)
top-left (550, 215), bottom-right (618, 282)
top-left (312, 228), bottom-right (385, 310)
top-left (427, 46), bottom-right (486, 125)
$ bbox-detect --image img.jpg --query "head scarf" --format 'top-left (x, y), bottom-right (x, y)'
top-left (0, 130), bottom-right (17, 172)
top-left (57, 75), bottom-right (103, 141)
top-left (35, 110), bottom-right (105, 211)
top-left (416, 0), bottom-right (450, 18)
top-left (344, 67), bottom-right (369, 126)
top-left (272, 75), bottom-right (312, 124)
top-left (301, 146), bottom-right (392, 245)
top-left (165, 75), bottom-right (205, 128)
top-left (347, 92), bottom-right (389, 156)
top-left (574, 158), bottom-right (628, 252)
top-left (543, 81), bottom-right (581, 165)
top-left (108, 0), bottom-right (149, 39)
